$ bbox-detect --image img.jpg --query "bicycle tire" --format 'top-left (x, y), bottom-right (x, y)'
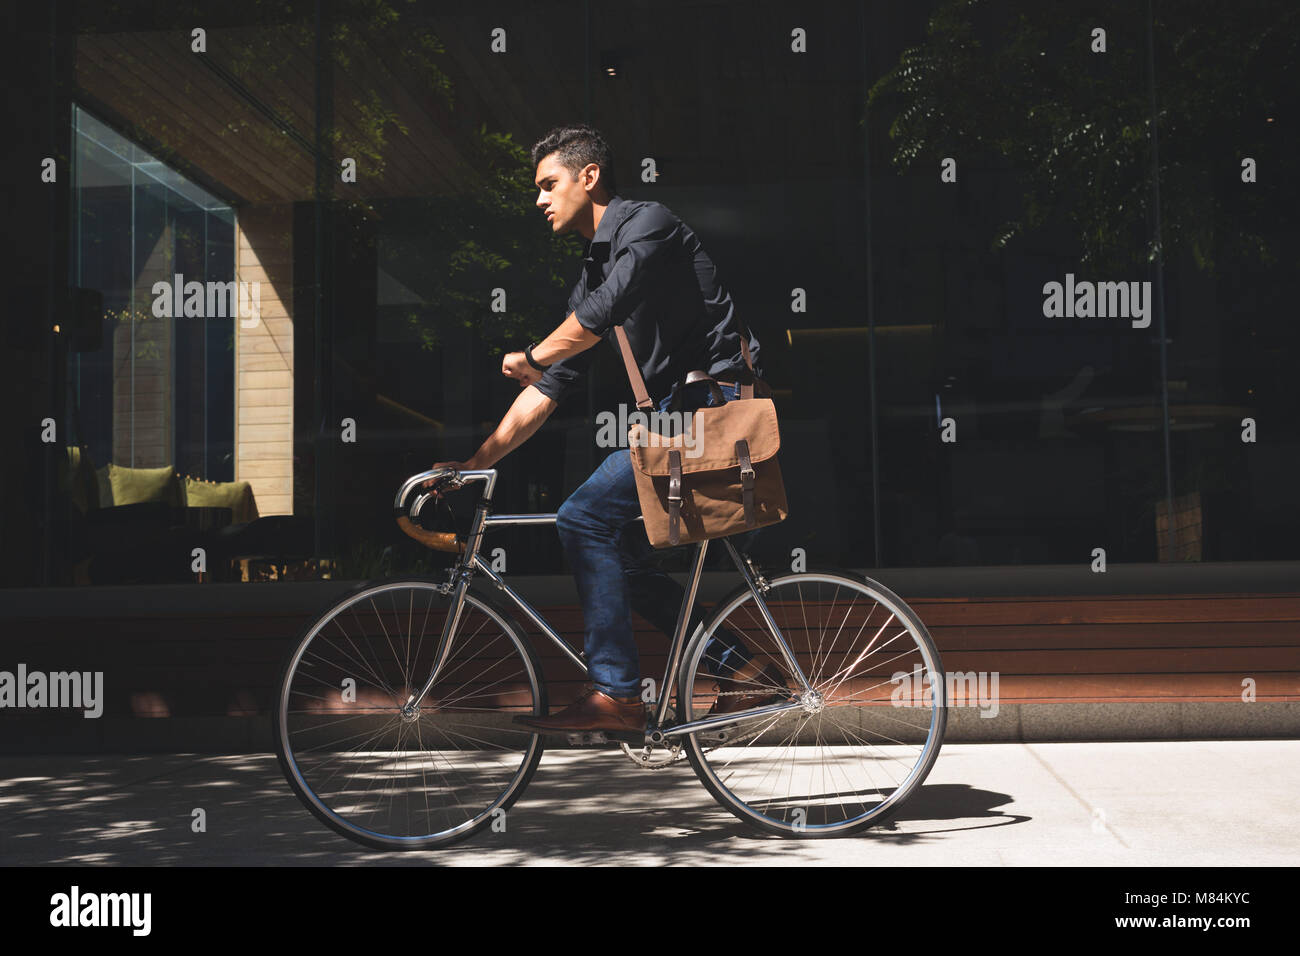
top-left (273, 577), bottom-right (546, 850)
top-left (678, 568), bottom-right (946, 837)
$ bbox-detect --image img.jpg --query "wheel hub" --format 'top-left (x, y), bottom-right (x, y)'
top-left (800, 689), bottom-right (825, 714)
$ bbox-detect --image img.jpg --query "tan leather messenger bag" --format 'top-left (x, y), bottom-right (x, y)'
top-left (612, 323), bottom-right (788, 548)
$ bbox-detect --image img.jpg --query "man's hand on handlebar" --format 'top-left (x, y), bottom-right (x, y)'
top-left (422, 461), bottom-right (467, 495)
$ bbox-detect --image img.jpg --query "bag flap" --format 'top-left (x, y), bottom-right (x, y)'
top-left (629, 398), bottom-right (781, 477)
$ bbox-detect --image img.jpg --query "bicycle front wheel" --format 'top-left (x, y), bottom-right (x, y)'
top-left (679, 570), bottom-right (946, 837)
top-left (274, 579), bottom-right (546, 850)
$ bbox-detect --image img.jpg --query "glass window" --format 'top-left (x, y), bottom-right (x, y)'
top-left (72, 106), bottom-right (236, 479)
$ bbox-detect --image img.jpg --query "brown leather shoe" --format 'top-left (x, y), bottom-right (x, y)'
top-left (707, 660), bottom-right (791, 716)
top-left (514, 684), bottom-right (646, 734)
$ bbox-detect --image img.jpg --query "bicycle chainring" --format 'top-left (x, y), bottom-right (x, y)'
top-left (619, 703), bottom-right (684, 770)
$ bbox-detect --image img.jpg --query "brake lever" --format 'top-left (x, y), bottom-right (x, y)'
top-left (436, 473), bottom-right (466, 496)
top-left (420, 469), bottom-right (462, 493)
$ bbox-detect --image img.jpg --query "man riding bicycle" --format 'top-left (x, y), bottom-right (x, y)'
top-left (431, 124), bottom-right (784, 735)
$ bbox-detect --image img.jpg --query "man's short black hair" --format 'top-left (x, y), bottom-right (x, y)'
top-left (530, 124), bottom-right (618, 198)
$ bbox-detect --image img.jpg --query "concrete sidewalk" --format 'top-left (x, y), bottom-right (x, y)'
top-left (0, 741), bottom-right (1296, 866)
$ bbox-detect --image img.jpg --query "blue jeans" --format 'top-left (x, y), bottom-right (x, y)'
top-left (555, 380), bottom-right (755, 698)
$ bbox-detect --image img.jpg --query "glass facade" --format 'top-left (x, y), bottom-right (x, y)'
top-left (8, 0), bottom-right (1298, 588)
top-left (71, 106), bottom-right (236, 481)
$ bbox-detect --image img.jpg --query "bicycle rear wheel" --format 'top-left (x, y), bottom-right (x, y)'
top-left (274, 579), bottom-right (545, 850)
top-left (679, 569), bottom-right (946, 837)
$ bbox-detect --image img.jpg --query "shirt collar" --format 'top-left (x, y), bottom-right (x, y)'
top-left (583, 195), bottom-right (628, 260)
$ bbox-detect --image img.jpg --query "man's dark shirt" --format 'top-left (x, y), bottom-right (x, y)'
top-left (533, 194), bottom-right (761, 407)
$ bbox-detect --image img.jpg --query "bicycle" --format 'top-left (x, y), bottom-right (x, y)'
top-left (273, 466), bottom-right (947, 849)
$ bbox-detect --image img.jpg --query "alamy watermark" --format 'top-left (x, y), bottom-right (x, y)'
top-left (1042, 273), bottom-right (1152, 329)
top-left (595, 404), bottom-right (704, 458)
top-left (0, 664), bottom-right (103, 718)
top-left (50, 886), bottom-right (151, 936)
top-left (891, 664), bottom-right (1000, 718)
top-left (151, 273), bottom-right (260, 327)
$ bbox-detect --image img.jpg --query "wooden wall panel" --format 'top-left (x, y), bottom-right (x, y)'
top-left (1, 593), bottom-right (1295, 722)
top-left (234, 206), bottom-right (295, 516)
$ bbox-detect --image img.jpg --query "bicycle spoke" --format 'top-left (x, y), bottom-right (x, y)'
top-left (682, 571), bottom-right (945, 835)
top-left (277, 582), bottom-right (543, 849)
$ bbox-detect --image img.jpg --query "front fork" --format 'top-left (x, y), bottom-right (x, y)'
top-left (401, 487), bottom-right (493, 717)
top-left (400, 564), bottom-right (471, 718)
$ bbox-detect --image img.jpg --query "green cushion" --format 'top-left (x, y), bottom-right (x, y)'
top-left (183, 477), bottom-right (259, 524)
top-left (105, 463), bottom-right (182, 508)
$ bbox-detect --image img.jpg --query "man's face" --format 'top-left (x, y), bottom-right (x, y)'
top-left (534, 154), bottom-right (593, 235)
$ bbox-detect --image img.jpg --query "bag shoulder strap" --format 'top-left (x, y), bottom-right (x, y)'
top-left (737, 332), bottom-right (755, 400)
top-left (613, 318), bottom-right (759, 408)
top-left (612, 325), bottom-right (654, 410)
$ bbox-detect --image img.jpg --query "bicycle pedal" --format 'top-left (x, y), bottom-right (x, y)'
top-left (566, 731), bottom-right (610, 746)
top-left (564, 730), bottom-right (645, 747)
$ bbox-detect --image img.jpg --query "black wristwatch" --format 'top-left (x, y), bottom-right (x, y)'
top-left (524, 343), bottom-right (550, 371)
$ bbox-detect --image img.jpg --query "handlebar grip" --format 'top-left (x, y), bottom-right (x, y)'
top-left (395, 515), bottom-right (465, 554)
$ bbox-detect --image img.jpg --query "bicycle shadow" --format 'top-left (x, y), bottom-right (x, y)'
top-left (0, 751), bottom-right (1028, 865)
top-left (482, 752), bottom-right (1029, 860)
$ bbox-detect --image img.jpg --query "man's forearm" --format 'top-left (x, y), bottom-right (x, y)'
top-left (529, 313), bottom-right (601, 366)
top-left (466, 384), bottom-right (557, 469)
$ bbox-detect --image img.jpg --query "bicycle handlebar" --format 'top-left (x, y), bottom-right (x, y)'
top-left (393, 467), bottom-right (499, 554)
top-left (393, 467), bottom-right (455, 513)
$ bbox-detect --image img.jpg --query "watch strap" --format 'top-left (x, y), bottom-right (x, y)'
top-left (524, 343), bottom-right (550, 371)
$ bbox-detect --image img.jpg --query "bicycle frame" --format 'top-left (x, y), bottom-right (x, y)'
top-left (394, 468), bottom-right (811, 744)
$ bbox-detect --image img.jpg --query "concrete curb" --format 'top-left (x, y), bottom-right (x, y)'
top-left (5, 702), bottom-right (1298, 754)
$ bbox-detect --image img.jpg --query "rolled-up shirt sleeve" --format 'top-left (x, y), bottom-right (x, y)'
top-left (531, 342), bottom-right (599, 405)
top-left (572, 207), bottom-right (679, 336)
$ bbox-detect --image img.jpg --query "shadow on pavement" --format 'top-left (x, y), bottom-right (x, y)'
top-left (0, 751), bottom-right (1026, 864)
